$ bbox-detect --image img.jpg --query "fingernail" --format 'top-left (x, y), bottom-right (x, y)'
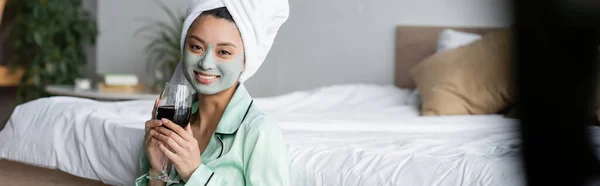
top-left (161, 118), bottom-right (167, 123)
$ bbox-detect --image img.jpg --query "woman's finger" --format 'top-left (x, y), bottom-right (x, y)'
top-left (158, 143), bottom-right (180, 163)
top-left (155, 130), bottom-right (186, 154)
top-left (156, 126), bottom-right (187, 148)
top-left (161, 118), bottom-right (193, 142)
top-left (185, 125), bottom-right (193, 135)
top-left (145, 120), bottom-right (162, 132)
top-left (144, 129), bottom-right (154, 144)
top-left (148, 137), bottom-right (162, 149)
top-left (144, 121), bottom-right (151, 132)
top-left (144, 129), bottom-right (161, 145)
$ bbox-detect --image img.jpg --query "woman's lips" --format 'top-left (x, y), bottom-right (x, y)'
top-left (194, 71), bottom-right (220, 85)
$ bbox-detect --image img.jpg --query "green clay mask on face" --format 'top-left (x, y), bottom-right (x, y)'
top-left (182, 44), bottom-right (243, 95)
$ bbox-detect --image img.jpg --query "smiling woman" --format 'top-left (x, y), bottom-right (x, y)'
top-left (182, 8), bottom-right (245, 95)
top-left (136, 0), bottom-right (290, 185)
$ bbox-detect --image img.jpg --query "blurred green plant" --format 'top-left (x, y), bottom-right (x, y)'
top-left (6, 0), bottom-right (97, 104)
top-left (133, 0), bottom-right (185, 93)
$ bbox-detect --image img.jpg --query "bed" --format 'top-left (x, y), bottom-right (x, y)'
top-left (1, 26), bottom-right (529, 186)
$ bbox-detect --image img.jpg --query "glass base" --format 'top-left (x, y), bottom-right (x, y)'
top-left (146, 172), bottom-right (180, 184)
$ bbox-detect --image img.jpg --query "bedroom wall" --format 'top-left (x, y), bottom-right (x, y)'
top-left (95, 0), bottom-right (188, 84)
top-left (82, 0), bottom-right (98, 81)
top-left (95, 0), bottom-right (513, 97)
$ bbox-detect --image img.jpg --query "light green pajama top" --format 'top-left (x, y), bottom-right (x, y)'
top-left (135, 84), bottom-right (290, 186)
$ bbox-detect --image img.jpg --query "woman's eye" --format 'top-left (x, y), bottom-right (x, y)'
top-left (190, 45), bottom-right (203, 51)
top-left (218, 50), bottom-right (232, 55)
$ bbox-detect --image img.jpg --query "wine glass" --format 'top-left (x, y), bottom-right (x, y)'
top-left (146, 82), bottom-right (195, 183)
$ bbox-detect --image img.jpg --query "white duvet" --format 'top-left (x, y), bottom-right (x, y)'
top-left (0, 84), bottom-right (527, 186)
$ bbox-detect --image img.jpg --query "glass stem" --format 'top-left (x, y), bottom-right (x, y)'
top-left (161, 154), bottom-right (169, 175)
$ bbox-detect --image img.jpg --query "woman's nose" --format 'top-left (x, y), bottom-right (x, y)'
top-left (199, 45), bottom-right (217, 70)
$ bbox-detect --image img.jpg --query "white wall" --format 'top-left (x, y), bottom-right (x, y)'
top-left (96, 0), bottom-right (513, 97)
top-left (96, 0), bottom-right (188, 83)
top-left (82, 0), bottom-right (98, 78)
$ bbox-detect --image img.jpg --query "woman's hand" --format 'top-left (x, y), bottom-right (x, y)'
top-left (155, 118), bottom-right (202, 182)
top-left (144, 99), bottom-right (164, 176)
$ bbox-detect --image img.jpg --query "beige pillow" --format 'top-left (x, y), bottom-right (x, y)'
top-left (410, 30), bottom-right (514, 116)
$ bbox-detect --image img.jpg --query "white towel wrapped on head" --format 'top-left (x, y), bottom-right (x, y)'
top-left (169, 0), bottom-right (290, 85)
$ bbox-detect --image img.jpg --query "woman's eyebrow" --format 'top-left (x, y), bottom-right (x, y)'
top-left (217, 42), bottom-right (237, 48)
top-left (188, 35), bottom-right (205, 45)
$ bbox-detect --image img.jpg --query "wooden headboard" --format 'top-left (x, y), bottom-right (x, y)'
top-left (394, 26), bottom-right (503, 89)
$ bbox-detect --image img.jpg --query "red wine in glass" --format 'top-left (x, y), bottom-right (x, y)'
top-left (156, 106), bottom-right (192, 129)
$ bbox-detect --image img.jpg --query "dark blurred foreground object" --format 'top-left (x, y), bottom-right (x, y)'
top-left (514, 0), bottom-right (600, 185)
top-left (5, 0), bottom-right (97, 104)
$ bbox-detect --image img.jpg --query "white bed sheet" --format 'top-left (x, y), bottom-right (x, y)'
top-left (0, 84), bottom-right (528, 186)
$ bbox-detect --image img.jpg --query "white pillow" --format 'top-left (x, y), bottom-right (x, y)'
top-left (435, 29), bottom-right (482, 52)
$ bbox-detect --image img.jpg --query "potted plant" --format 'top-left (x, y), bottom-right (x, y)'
top-left (134, 0), bottom-right (185, 93)
top-left (6, 0), bottom-right (98, 104)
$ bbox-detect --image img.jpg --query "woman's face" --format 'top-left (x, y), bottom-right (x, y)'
top-left (182, 15), bottom-right (244, 95)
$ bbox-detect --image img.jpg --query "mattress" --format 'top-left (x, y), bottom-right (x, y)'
top-left (0, 84), bottom-right (527, 186)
